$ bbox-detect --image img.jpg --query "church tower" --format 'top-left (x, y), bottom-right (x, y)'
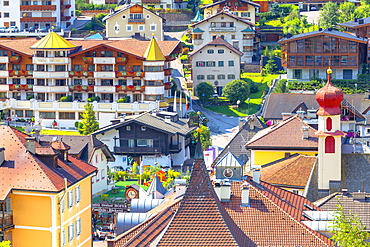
top-left (316, 68), bottom-right (345, 191)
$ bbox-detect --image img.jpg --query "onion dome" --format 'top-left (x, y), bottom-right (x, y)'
top-left (316, 68), bottom-right (343, 116)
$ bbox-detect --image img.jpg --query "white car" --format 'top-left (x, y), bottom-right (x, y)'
top-left (7, 26), bottom-right (19, 33)
top-left (0, 27), bottom-right (6, 33)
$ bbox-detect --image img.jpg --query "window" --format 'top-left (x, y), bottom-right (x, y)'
top-left (231, 35), bottom-right (236, 39)
top-left (133, 65), bottom-right (141, 72)
top-left (206, 61), bottom-right (215, 67)
top-left (68, 190), bottom-right (73, 208)
top-left (207, 75), bottom-right (215, 80)
top-left (74, 93), bottom-right (82, 101)
top-left (241, 12), bottom-right (250, 17)
top-left (26, 64), bottom-right (34, 71)
top-left (138, 25), bottom-right (144, 31)
top-left (0, 50), bottom-right (7, 56)
top-left (150, 24), bottom-right (156, 31)
top-left (101, 51), bottom-right (113, 57)
top-left (126, 25), bottom-right (132, 31)
top-left (101, 169), bottom-right (105, 180)
top-left (228, 61), bottom-right (234, 67)
top-left (87, 65), bottom-right (95, 71)
top-left (76, 219), bottom-right (81, 237)
top-left (101, 65), bottom-right (113, 72)
top-left (218, 61), bottom-right (224, 67)
top-left (59, 112), bottom-right (75, 119)
top-left (74, 79), bottom-right (82, 85)
top-left (12, 64), bottom-right (20, 70)
top-left (119, 79), bottom-right (127, 86)
top-left (36, 51), bottom-right (45, 57)
top-left (73, 65), bottom-right (82, 71)
top-left (218, 49), bottom-right (224, 54)
top-left (133, 80), bottom-right (141, 86)
top-left (101, 79), bottom-right (113, 86)
top-left (0, 64), bottom-right (6, 70)
top-left (325, 136), bottom-right (335, 153)
top-left (37, 65), bottom-right (45, 71)
top-left (55, 51), bottom-right (65, 57)
top-left (68, 223), bottom-right (74, 242)
top-left (25, 110), bottom-right (33, 117)
top-left (129, 13), bottom-right (143, 19)
top-left (325, 117), bottom-right (333, 131)
top-left (137, 139), bottom-right (153, 146)
top-left (4, 13), bottom-right (9, 18)
top-left (196, 61), bottom-right (205, 67)
top-left (40, 112), bottom-right (55, 119)
top-left (228, 74), bottom-right (235, 79)
top-left (217, 74), bottom-right (225, 79)
top-left (197, 75), bottom-right (205, 80)
top-left (55, 65), bottom-right (66, 71)
top-left (141, 126), bottom-right (146, 131)
top-left (56, 79), bottom-right (66, 86)
top-left (15, 110), bottom-right (24, 117)
top-left (62, 229), bottom-right (66, 246)
top-left (75, 186), bottom-right (81, 203)
top-left (126, 126), bottom-right (131, 131)
top-left (88, 79), bottom-right (95, 86)
top-left (118, 65), bottom-right (126, 71)
top-left (0, 78), bottom-right (6, 84)
top-left (37, 79), bottom-right (45, 86)
top-left (3, 1), bottom-right (9, 6)
top-left (61, 198), bottom-right (65, 213)
top-left (293, 69), bottom-right (302, 79)
top-left (207, 49), bottom-right (214, 54)
top-left (128, 139), bottom-right (134, 147)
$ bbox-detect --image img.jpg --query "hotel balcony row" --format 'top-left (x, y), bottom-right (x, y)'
top-left (0, 99), bottom-right (160, 114)
top-left (20, 5), bottom-right (57, 11)
top-left (20, 17), bottom-right (57, 23)
top-left (0, 71), bottom-right (146, 79)
top-left (82, 57), bottom-right (127, 64)
top-left (0, 56), bottom-right (22, 64)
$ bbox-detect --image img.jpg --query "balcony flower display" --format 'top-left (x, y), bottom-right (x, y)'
top-left (83, 71), bottom-right (88, 76)
top-left (127, 85), bottom-right (134, 90)
top-left (69, 71), bottom-right (74, 76)
top-left (82, 85), bottom-right (87, 90)
top-left (27, 84), bottom-right (33, 89)
top-left (136, 71), bottom-right (141, 76)
top-left (27, 70), bottom-right (33, 75)
top-left (14, 71), bottom-right (19, 75)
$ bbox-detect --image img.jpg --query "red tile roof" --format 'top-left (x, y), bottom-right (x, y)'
top-left (256, 154), bottom-right (317, 187)
top-left (189, 37), bottom-right (243, 57)
top-left (156, 147), bottom-right (256, 246)
top-left (245, 115), bottom-right (318, 150)
top-left (222, 179), bottom-right (333, 246)
top-left (0, 126), bottom-right (97, 200)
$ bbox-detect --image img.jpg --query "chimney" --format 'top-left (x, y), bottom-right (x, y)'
top-left (119, 113), bottom-right (126, 122)
top-left (306, 109), bottom-right (317, 119)
top-left (220, 179), bottom-right (232, 202)
top-left (302, 126), bottom-right (309, 139)
top-left (249, 118), bottom-right (255, 130)
top-left (297, 110), bottom-right (305, 119)
top-left (352, 191), bottom-right (366, 200)
top-left (239, 118), bottom-right (244, 130)
top-left (282, 113), bottom-right (291, 120)
top-left (0, 148), bottom-right (5, 166)
top-left (174, 179), bottom-right (187, 198)
top-left (26, 137), bottom-right (36, 154)
top-left (152, 111), bottom-right (157, 117)
top-left (253, 168), bottom-right (260, 184)
top-left (241, 183), bottom-right (250, 207)
top-left (214, 180), bottom-right (222, 200)
top-left (110, 119), bottom-right (120, 125)
top-left (164, 116), bottom-right (171, 123)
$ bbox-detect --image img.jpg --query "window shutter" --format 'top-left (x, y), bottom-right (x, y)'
top-left (76, 218), bottom-right (81, 236)
top-left (76, 186), bottom-right (81, 203)
top-left (61, 198), bottom-right (65, 213)
top-left (62, 229), bottom-right (65, 246)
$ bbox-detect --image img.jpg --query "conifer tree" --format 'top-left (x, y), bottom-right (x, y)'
top-left (78, 103), bottom-right (99, 135)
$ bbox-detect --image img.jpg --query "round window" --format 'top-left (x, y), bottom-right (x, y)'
top-left (223, 168), bottom-right (233, 178)
top-left (146, 15), bottom-right (150, 19)
top-left (122, 15), bottom-right (126, 19)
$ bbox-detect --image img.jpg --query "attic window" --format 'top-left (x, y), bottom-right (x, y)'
top-left (126, 126), bottom-right (131, 131)
top-left (223, 168), bottom-right (233, 178)
top-left (146, 15), bottom-right (150, 19)
top-left (141, 126), bottom-right (146, 131)
top-left (122, 15), bottom-right (126, 19)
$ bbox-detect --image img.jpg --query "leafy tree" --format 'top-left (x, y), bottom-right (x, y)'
top-left (319, 2), bottom-right (340, 28)
top-left (272, 79), bottom-right (289, 93)
top-left (354, 4), bottom-right (370, 19)
top-left (191, 124), bottom-right (212, 150)
top-left (339, 2), bottom-right (356, 24)
top-left (0, 241), bottom-right (11, 247)
top-left (132, 162), bottom-right (139, 174)
top-left (242, 78), bottom-right (258, 93)
top-left (78, 103), bottom-right (99, 135)
top-left (222, 79), bottom-right (251, 104)
top-left (196, 81), bottom-right (214, 103)
top-left (264, 53), bottom-right (277, 74)
top-left (331, 203), bottom-right (370, 246)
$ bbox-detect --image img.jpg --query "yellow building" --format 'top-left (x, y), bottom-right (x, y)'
top-left (103, 4), bottom-right (164, 40)
top-left (245, 115), bottom-right (318, 166)
top-left (0, 126), bottom-right (97, 246)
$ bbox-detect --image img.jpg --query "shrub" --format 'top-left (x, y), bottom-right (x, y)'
top-left (117, 96), bottom-right (130, 103)
top-left (26, 94), bottom-right (34, 100)
top-left (60, 95), bottom-right (73, 102)
top-left (87, 96), bottom-right (101, 102)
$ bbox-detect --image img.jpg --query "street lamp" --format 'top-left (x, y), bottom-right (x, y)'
top-left (355, 83), bottom-right (358, 93)
top-left (247, 98), bottom-right (250, 114)
top-left (236, 100), bottom-right (240, 109)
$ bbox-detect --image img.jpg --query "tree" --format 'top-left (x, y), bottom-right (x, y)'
top-left (191, 124), bottom-right (212, 150)
top-left (264, 53), bottom-right (277, 74)
top-left (222, 79), bottom-right (251, 104)
top-left (331, 203), bottom-right (370, 246)
top-left (272, 79), bottom-right (289, 93)
top-left (319, 2), bottom-right (340, 28)
top-left (78, 103), bottom-right (99, 135)
top-left (339, 2), bottom-right (356, 24)
top-left (0, 241), bottom-right (11, 247)
top-left (354, 4), bottom-right (370, 19)
top-left (196, 81), bottom-right (214, 103)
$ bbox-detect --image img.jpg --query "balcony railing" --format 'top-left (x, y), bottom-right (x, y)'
top-left (94, 86), bottom-right (116, 93)
top-left (33, 85), bottom-right (70, 93)
top-left (116, 85), bottom-right (145, 92)
top-left (94, 71), bottom-right (116, 79)
top-left (128, 19), bottom-right (145, 23)
top-left (114, 146), bottom-right (162, 154)
top-left (83, 57), bottom-right (93, 64)
top-left (116, 57), bottom-right (127, 64)
top-left (20, 5), bottom-right (56, 11)
top-left (116, 71), bottom-right (145, 78)
top-left (69, 71), bottom-right (94, 78)
top-left (20, 17), bottom-right (57, 23)
top-left (0, 212), bottom-right (14, 230)
top-left (9, 84), bottom-right (33, 91)
top-left (0, 57), bottom-right (9, 63)
top-left (69, 85), bottom-right (94, 92)
top-left (94, 57), bottom-right (116, 64)
top-left (9, 56), bottom-right (22, 63)
top-left (33, 57), bottom-right (69, 64)
top-left (9, 70), bottom-right (33, 77)
top-left (209, 27), bottom-right (236, 32)
top-left (169, 143), bottom-right (181, 152)
top-left (0, 71), bottom-right (9, 77)
top-left (33, 71), bottom-right (69, 79)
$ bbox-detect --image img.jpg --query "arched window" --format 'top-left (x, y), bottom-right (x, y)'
top-left (326, 117), bottom-right (332, 131)
top-left (325, 136), bottom-right (335, 153)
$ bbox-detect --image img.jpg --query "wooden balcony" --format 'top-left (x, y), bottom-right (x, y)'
top-left (116, 85), bottom-right (145, 92)
top-left (69, 85), bottom-right (94, 92)
top-left (169, 143), bottom-right (181, 153)
top-left (20, 5), bottom-right (56, 11)
top-left (116, 71), bottom-right (145, 78)
top-left (21, 17), bottom-right (57, 23)
top-left (164, 83), bottom-right (172, 90)
top-left (9, 84), bottom-right (33, 91)
top-left (8, 56), bottom-right (22, 63)
top-left (0, 212), bottom-right (14, 231)
top-left (83, 57), bottom-right (93, 64)
top-left (69, 71), bottom-right (94, 78)
top-left (164, 68), bottom-right (172, 76)
top-left (116, 57), bottom-right (127, 64)
top-left (9, 70), bottom-right (33, 77)
top-left (114, 146), bottom-right (162, 154)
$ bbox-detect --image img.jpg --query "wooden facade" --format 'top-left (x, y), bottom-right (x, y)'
top-left (280, 34), bottom-right (367, 69)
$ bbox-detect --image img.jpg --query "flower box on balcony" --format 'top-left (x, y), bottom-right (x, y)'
top-left (116, 57), bottom-right (127, 63)
top-left (83, 57), bottom-right (93, 64)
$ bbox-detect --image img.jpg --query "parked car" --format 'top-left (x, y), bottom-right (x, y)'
top-left (37, 27), bottom-right (48, 33)
top-left (7, 26), bottom-right (19, 33)
top-left (94, 227), bottom-right (113, 240)
top-left (51, 26), bottom-right (61, 32)
top-left (0, 27), bottom-right (6, 33)
top-left (25, 27), bottom-right (37, 32)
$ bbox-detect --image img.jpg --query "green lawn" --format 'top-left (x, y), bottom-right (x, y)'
top-left (204, 74), bottom-right (279, 116)
top-left (115, 180), bottom-right (149, 190)
top-left (14, 127), bottom-right (81, 136)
